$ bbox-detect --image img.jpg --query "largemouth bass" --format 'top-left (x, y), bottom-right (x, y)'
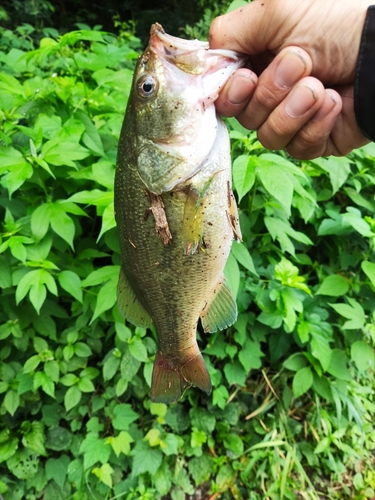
top-left (115, 23), bottom-right (243, 403)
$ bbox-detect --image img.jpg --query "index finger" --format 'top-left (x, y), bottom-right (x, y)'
top-left (209, 1), bottom-right (276, 54)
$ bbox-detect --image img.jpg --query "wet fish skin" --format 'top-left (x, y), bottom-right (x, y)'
top-left (115, 23), bottom-right (243, 403)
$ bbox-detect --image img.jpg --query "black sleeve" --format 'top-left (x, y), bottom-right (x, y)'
top-left (354, 5), bottom-right (375, 142)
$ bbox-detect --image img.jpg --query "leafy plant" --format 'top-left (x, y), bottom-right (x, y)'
top-left (0, 5), bottom-right (374, 499)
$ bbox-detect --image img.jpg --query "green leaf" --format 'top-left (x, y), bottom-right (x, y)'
top-left (154, 462), bottom-right (173, 496)
top-left (362, 261), bottom-right (375, 288)
top-left (351, 341), bottom-right (375, 372)
top-left (50, 203), bottom-right (75, 249)
top-left (68, 189), bottom-right (113, 207)
top-left (22, 421), bottom-right (46, 456)
top-left (92, 463), bottom-right (113, 488)
top-left (238, 339), bottom-right (263, 372)
top-left (91, 279), bottom-right (117, 322)
top-left (257, 160), bottom-right (293, 215)
top-left (342, 208), bottom-right (373, 237)
top-left (46, 426), bottom-right (72, 451)
top-left (230, 242), bottom-right (258, 276)
top-left (4, 389), bottom-right (20, 416)
top-left (0, 435), bottom-right (18, 464)
top-left (188, 454), bottom-right (214, 485)
top-left (16, 269), bottom-right (57, 313)
top-left (31, 204), bottom-right (52, 241)
top-left (310, 334), bottom-right (332, 372)
top-left (160, 433), bottom-right (180, 456)
top-left (224, 433), bottom-right (244, 455)
top-left (224, 251), bottom-right (240, 298)
top-left (107, 431), bottom-right (133, 457)
top-left (283, 353), bottom-right (308, 372)
top-left (64, 385), bottom-right (82, 411)
top-left (312, 156), bottom-right (351, 193)
top-left (74, 342), bottom-right (92, 357)
top-left (329, 298), bottom-right (365, 329)
top-left (224, 360), bottom-right (247, 386)
top-left (45, 455), bottom-right (69, 489)
top-left (121, 346), bottom-right (141, 381)
top-left (232, 155), bottom-right (256, 202)
top-left (112, 404), bottom-right (139, 430)
top-left (60, 374), bottom-right (79, 386)
top-left (191, 427), bottom-right (207, 448)
top-left (34, 372), bottom-right (55, 398)
top-left (131, 442), bottom-right (163, 477)
top-left (42, 139), bottom-right (90, 167)
top-left (129, 337), bottom-right (148, 362)
top-left (326, 349), bottom-right (352, 381)
top-left (78, 377), bottom-right (95, 393)
top-left (0, 255), bottom-right (12, 288)
top-left (316, 275), bottom-right (350, 296)
top-left (81, 265), bottom-right (120, 287)
top-left (212, 385), bottom-right (229, 409)
top-left (103, 355), bottom-right (120, 381)
top-left (344, 187), bottom-right (375, 211)
top-left (79, 433), bottom-right (111, 469)
top-left (97, 201), bottom-right (116, 240)
top-left (76, 110), bottom-right (105, 156)
top-left (6, 448), bottom-right (38, 480)
top-left (292, 367), bottom-right (313, 398)
top-left (58, 271), bottom-right (82, 302)
top-left (265, 217), bottom-right (312, 255)
top-left (44, 361), bottom-right (59, 382)
top-left (23, 355), bottom-right (41, 374)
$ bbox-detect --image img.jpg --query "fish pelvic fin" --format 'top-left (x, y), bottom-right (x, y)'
top-left (200, 279), bottom-right (237, 333)
top-left (150, 350), bottom-right (212, 403)
top-left (117, 268), bottom-right (153, 328)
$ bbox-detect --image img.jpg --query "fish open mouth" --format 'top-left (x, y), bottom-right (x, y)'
top-left (149, 22), bottom-right (246, 84)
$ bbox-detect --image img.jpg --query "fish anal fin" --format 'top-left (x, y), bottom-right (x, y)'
top-left (151, 350), bottom-right (211, 403)
top-left (200, 279), bottom-right (237, 333)
top-left (117, 268), bottom-right (153, 328)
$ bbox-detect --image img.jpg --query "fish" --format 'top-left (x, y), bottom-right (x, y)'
top-left (114, 23), bottom-right (244, 403)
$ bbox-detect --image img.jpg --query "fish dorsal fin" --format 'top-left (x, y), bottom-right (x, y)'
top-left (117, 268), bottom-right (153, 328)
top-left (200, 279), bottom-right (237, 333)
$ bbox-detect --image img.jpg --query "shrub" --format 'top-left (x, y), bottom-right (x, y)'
top-left (0, 14), bottom-right (374, 500)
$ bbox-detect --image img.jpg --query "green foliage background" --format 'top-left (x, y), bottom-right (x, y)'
top-left (0, 3), bottom-right (375, 499)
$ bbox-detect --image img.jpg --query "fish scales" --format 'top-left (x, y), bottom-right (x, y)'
top-left (115, 23), bottom-right (244, 403)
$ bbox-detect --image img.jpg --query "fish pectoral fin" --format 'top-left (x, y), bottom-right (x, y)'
top-left (200, 279), bottom-right (237, 333)
top-left (150, 350), bottom-right (212, 403)
top-left (181, 187), bottom-right (203, 255)
top-left (182, 179), bottom-right (218, 255)
top-left (117, 268), bottom-right (153, 328)
top-left (227, 183), bottom-right (242, 242)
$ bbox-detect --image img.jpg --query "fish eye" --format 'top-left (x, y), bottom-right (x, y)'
top-left (137, 75), bottom-right (157, 98)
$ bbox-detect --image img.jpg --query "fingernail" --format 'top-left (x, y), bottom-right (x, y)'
top-left (227, 74), bottom-right (255, 105)
top-left (275, 50), bottom-right (308, 89)
top-left (312, 91), bottom-right (336, 122)
top-left (285, 84), bottom-right (317, 118)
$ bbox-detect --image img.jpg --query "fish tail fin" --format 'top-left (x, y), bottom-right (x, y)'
top-left (150, 350), bottom-right (212, 404)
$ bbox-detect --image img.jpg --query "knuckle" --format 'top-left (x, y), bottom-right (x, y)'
top-left (254, 84), bottom-right (282, 111)
top-left (287, 128), bottom-right (327, 159)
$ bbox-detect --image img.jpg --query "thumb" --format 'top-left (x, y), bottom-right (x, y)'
top-left (209, 1), bottom-right (277, 54)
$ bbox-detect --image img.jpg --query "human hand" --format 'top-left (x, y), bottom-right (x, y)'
top-left (209, 0), bottom-right (372, 158)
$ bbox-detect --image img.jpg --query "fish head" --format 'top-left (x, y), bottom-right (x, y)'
top-left (127, 23), bottom-right (245, 194)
